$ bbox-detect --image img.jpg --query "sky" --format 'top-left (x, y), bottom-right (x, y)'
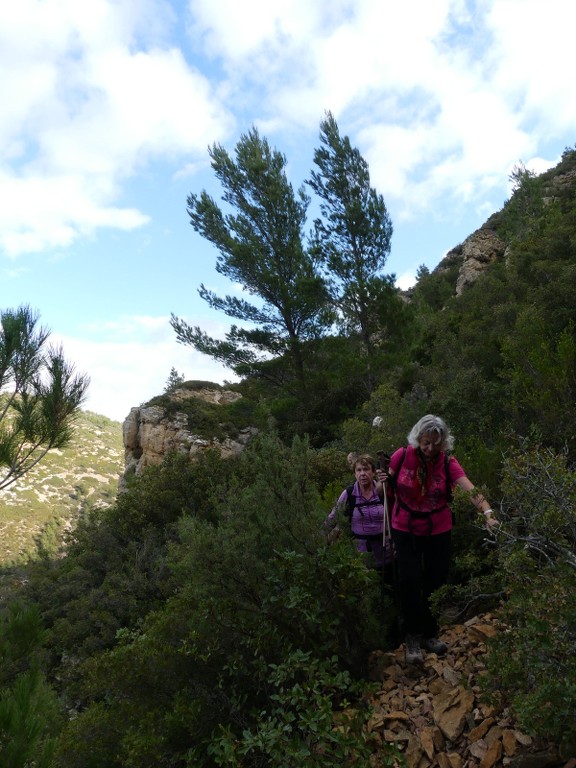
top-left (2, 0), bottom-right (576, 422)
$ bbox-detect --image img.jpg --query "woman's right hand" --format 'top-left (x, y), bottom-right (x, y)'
top-left (376, 469), bottom-right (388, 483)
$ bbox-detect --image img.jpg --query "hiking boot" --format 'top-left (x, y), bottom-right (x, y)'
top-left (404, 634), bottom-right (424, 664)
top-left (422, 636), bottom-right (448, 656)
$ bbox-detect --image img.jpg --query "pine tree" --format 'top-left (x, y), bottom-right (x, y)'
top-left (308, 112), bottom-right (396, 391)
top-left (0, 305), bottom-right (89, 491)
top-left (171, 127), bottom-right (331, 415)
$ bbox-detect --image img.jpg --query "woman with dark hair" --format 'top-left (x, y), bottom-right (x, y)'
top-left (386, 415), bottom-right (497, 664)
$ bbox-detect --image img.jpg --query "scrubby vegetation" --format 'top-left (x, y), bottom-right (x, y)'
top-left (0, 410), bottom-right (122, 563)
top-left (1, 137), bottom-right (576, 765)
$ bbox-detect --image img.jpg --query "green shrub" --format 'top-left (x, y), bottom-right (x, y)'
top-left (202, 651), bottom-right (382, 767)
top-left (481, 444), bottom-right (576, 746)
top-left (48, 433), bottom-right (392, 765)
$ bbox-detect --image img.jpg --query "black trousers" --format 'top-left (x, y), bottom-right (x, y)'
top-left (392, 529), bottom-right (451, 639)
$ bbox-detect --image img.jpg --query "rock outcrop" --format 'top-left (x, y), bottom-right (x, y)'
top-left (434, 157), bottom-right (576, 298)
top-left (122, 385), bottom-right (257, 482)
top-left (434, 226), bottom-right (506, 297)
top-left (453, 229), bottom-right (506, 296)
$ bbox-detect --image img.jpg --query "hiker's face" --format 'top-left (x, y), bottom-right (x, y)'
top-left (419, 432), bottom-right (441, 459)
top-left (354, 462), bottom-right (375, 487)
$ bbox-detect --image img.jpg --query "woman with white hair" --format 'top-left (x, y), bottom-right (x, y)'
top-left (386, 414), bottom-right (497, 665)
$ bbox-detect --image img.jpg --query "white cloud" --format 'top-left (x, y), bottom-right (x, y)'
top-left (5, 0), bottom-right (576, 426)
top-left (54, 314), bottom-right (236, 422)
top-left (4, 0), bottom-right (576, 261)
top-left (186, 0), bottom-right (576, 219)
top-left (0, 0), bottom-right (232, 258)
top-left (395, 271), bottom-right (417, 291)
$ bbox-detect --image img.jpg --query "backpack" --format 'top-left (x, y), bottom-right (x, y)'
top-left (390, 447), bottom-right (453, 504)
top-left (390, 446), bottom-right (455, 528)
top-left (344, 484), bottom-right (385, 518)
top-left (342, 483), bottom-right (393, 566)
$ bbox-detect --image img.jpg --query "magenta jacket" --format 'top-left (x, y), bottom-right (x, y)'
top-left (390, 446), bottom-right (465, 536)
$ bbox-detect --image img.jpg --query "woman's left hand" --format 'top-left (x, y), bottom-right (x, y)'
top-left (484, 512), bottom-right (499, 530)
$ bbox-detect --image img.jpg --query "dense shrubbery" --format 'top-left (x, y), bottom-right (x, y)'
top-left (2, 435), bottom-right (397, 766)
top-left (3, 435), bottom-right (576, 763)
top-left (2, 150), bottom-right (576, 764)
top-left (8, 433), bottom-right (576, 764)
top-left (481, 444), bottom-right (576, 748)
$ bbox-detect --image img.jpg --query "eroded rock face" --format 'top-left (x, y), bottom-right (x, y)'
top-left (437, 163), bottom-right (576, 299)
top-left (454, 229), bottom-right (506, 295)
top-left (438, 228), bottom-right (506, 296)
top-left (121, 386), bottom-right (257, 484)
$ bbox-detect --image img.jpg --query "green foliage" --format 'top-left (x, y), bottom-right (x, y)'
top-left (164, 367), bottom-right (185, 392)
top-left (145, 389), bottom-right (255, 442)
top-left (430, 490), bottom-right (502, 622)
top-left (0, 604), bottom-right (63, 768)
top-left (0, 305), bottom-right (89, 492)
top-left (3, 147), bottom-right (576, 766)
top-left (23, 451), bottom-right (228, 674)
top-left (341, 381), bottom-right (428, 459)
top-left (499, 163), bottom-right (544, 242)
top-left (308, 112), bottom-right (398, 391)
top-left (411, 257), bottom-right (461, 313)
top-left (481, 444), bottom-right (576, 745)
top-left (501, 310), bottom-right (576, 454)
top-left (0, 407), bottom-right (122, 564)
top-left (308, 446), bottom-right (351, 497)
top-left (484, 560), bottom-right (576, 748)
top-left (171, 127), bottom-right (330, 388)
top-left (0, 602), bottom-right (46, 682)
top-left (203, 651), bottom-right (379, 767)
top-left (171, 115), bottom-right (411, 440)
top-left (0, 668), bottom-right (61, 768)
top-left (36, 433), bottom-right (391, 766)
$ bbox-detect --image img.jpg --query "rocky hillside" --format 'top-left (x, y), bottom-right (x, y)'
top-left (0, 383), bottom-right (255, 562)
top-left (432, 150), bottom-right (576, 295)
top-left (0, 411), bottom-right (123, 563)
top-left (366, 614), bottom-right (568, 768)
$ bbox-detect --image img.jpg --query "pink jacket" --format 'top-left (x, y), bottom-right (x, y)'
top-left (390, 446), bottom-right (465, 536)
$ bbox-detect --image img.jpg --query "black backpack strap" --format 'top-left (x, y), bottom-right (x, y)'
top-left (387, 447), bottom-right (406, 490)
top-left (445, 454), bottom-right (453, 504)
top-left (345, 484), bottom-right (384, 518)
top-left (344, 485), bottom-right (355, 518)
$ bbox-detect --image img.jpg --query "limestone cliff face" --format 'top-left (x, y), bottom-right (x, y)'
top-left (121, 385), bottom-right (257, 483)
top-left (435, 162), bottom-right (576, 295)
top-left (432, 224), bottom-right (505, 296)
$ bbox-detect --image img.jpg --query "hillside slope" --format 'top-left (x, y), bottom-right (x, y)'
top-left (0, 410), bottom-right (123, 563)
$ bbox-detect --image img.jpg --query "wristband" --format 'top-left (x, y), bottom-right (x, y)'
top-left (483, 509), bottom-right (493, 517)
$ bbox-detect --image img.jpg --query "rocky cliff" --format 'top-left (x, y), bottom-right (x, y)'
top-left (122, 384), bottom-right (257, 482)
top-left (439, 227), bottom-right (506, 296)
top-left (434, 157), bottom-right (576, 295)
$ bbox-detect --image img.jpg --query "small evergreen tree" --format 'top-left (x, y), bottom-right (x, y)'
top-left (171, 128), bottom-right (330, 382)
top-left (163, 367), bottom-right (185, 392)
top-left (0, 305), bottom-right (89, 491)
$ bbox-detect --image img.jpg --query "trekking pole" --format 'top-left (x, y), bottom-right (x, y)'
top-left (376, 451), bottom-right (392, 560)
top-left (378, 452), bottom-right (401, 641)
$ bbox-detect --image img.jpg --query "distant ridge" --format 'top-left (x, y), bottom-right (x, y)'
top-left (0, 410), bottom-right (123, 564)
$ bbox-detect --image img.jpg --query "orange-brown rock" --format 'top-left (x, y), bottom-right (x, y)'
top-left (366, 614), bottom-right (562, 768)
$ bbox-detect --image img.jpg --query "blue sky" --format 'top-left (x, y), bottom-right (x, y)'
top-left (2, 0), bottom-right (576, 422)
